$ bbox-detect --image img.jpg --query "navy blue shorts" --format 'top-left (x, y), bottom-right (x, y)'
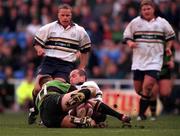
top-left (133, 70), bottom-right (160, 81)
top-left (37, 56), bottom-right (76, 82)
top-left (159, 65), bottom-right (171, 79)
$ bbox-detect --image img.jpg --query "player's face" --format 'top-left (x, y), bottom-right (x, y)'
top-left (69, 70), bottom-right (85, 85)
top-left (58, 8), bottom-right (72, 28)
top-left (141, 5), bottom-right (155, 21)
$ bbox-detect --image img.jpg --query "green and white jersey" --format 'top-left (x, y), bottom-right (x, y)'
top-left (35, 80), bottom-right (71, 109)
top-left (44, 80), bottom-right (71, 93)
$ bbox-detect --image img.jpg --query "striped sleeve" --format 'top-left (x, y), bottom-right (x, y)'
top-left (79, 28), bottom-right (91, 53)
top-left (163, 18), bottom-right (176, 41)
top-left (123, 21), bottom-right (134, 43)
top-left (33, 24), bottom-right (50, 46)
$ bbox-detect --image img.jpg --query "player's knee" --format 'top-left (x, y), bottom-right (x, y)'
top-left (32, 88), bottom-right (39, 97)
top-left (92, 112), bottom-right (107, 123)
top-left (137, 90), bottom-right (143, 96)
top-left (141, 94), bottom-right (151, 100)
top-left (39, 75), bottom-right (52, 87)
top-left (78, 88), bottom-right (91, 101)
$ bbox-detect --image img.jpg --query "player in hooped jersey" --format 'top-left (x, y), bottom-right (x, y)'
top-left (69, 69), bottom-right (106, 125)
top-left (123, 0), bottom-right (175, 120)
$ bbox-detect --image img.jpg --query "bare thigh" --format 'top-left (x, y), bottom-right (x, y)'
top-left (159, 79), bottom-right (172, 96)
top-left (61, 90), bottom-right (83, 112)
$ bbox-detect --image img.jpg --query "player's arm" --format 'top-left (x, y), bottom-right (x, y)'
top-left (33, 24), bottom-right (50, 56)
top-left (79, 28), bottom-right (91, 69)
top-left (166, 46), bottom-right (175, 69)
top-left (34, 44), bottom-right (45, 56)
top-left (165, 40), bottom-right (174, 56)
top-left (163, 18), bottom-right (176, 56)
top-left (126, 40), bottom-right (137, 49)
top-left (79, 52), bottom-right (89, 69)
top-left (123, 21), bottom-right (137, 48)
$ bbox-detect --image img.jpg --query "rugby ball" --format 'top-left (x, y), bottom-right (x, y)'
top-left (76, 102), bottom-right (93, 118)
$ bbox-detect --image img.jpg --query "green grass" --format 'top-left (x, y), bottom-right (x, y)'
top-left (0, 112), bottom-right (180, 136)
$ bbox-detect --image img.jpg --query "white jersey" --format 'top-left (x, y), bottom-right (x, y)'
top-left (123, 16), bottom-right (175, 71)
top-left (76, 81), bottom-right (103, 101)
top-left (34, 21), bottom-right (91, 62)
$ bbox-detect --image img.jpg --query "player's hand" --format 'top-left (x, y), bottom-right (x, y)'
top-left (167, 60), bottom-right (174, 69)
top-left (35, 45), bottom-right (45, 56)
top-left (127, 40), bottom-right (137, 48)
top-left (165, 47), bottom-right (172, 56)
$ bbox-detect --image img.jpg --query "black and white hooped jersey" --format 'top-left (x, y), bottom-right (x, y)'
top-left (34, 21), bottom-right (91, 62)
top-left (76, 81), bottom-right (103, 101)
top-left (123, 16), bottom-right (175, 71)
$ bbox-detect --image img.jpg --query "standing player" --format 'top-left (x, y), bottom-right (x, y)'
top-left (150, 47), bottom-right (175, 120)
top-left (123, 0), bottom-right (175, 120)
top-left (28, 4), bottom-right (91, 124)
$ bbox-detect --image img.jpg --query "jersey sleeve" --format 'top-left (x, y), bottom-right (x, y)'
top-left (123, 21), bottom-right (134, 43)
top-left (162, 19), bottom-right (176, 41)
top-left (34, 24), bottom-right (50, 47)
top-left (79, 28), bottom-right (91, 53)
top-left (81, 81), bottom-right (103, 101)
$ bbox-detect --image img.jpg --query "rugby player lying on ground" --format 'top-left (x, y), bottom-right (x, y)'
top-left (69, 69), bottom-right (107, 125)
top-left (33, 70), bottom-right (131, 128)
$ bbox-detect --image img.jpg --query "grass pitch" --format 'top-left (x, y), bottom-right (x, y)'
top-left (0, 112), bottom-right (180, 136)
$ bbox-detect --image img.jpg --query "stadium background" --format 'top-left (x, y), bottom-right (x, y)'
top-left (0, 0), bottom-right (179, 115)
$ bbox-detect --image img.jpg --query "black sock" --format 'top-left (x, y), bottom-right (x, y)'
top-left (32, 92), bottom-right (39, 115)
top-left (96, 102), bottom-right (123, 120)
top-left (139, 98), bottom-right (149, 116)
top-left (160, 96), bottom-right (174, 113)
top-left (149, 99), bottom-right (157, 116)
top-left (79, 88), bottom-right (91, 102)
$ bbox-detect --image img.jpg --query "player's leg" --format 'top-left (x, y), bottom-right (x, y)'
top-left (28, 75), bottom-right (52, 124)
top-left (159, 79), bottom-right (173, 113)
top-left (133, 70), bottom-right (147, 120)
top-left (88, 100), bottom-right (131, 124)
top-left (134, 80), bottom-right (143, 96)
top-left (149, 82), bottom-right (159, 120)
top-left (138, 72), bottom-right (157, 120)
top-left (61, 87), bottom-right (96, 112)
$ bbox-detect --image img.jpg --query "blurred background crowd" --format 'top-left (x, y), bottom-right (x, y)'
top-left (0, 0), bottom-right (179, 113)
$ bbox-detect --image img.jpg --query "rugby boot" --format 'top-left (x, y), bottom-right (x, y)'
top-left (28, 107), bottom-right (37, 124)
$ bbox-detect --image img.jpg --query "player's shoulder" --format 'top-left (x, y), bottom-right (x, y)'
top-left (73, 23), bottom-right (86, 31)
top-left (40, 21), bottom-right (58, 29)
top-left (133, 16), bottom-right (141, 22)
top-left (156, 16), bottom-right (169, 23)
top-left (81, 81), bottom-right (100, 90)
top-left (129, 16), bottom-right (142, 24)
